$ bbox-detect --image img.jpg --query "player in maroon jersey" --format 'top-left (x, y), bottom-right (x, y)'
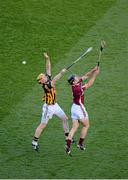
top-left (65, 66), bottom-right (100, 155)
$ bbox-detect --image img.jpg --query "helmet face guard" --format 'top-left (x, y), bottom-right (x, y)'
top-left (67, 75), bottom-right (75, 85)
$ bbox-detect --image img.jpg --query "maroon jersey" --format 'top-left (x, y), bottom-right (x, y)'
top-left (71, 79), bottom-right (86, 105)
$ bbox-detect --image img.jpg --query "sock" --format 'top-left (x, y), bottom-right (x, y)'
top-left (78, 138), bottom-right (84, 146)
top-left (65, 132), bottom-right (69, 137)
top-left (66, 139), bottom-right (72, 148)
top-left (33, 136), bottom-right (39, 142)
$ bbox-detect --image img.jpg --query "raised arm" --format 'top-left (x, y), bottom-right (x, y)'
top-left (83, 67), bottom-right (100, 89)
top-left (81, 66), bottom-right (98, 81)
top-left (44, 52), bottom-right (51, 76)
top-left (52, 68), bottom-right (67, 84)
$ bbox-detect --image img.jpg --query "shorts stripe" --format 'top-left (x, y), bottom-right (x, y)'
top-left (80, 104), bottom-right (86, 118)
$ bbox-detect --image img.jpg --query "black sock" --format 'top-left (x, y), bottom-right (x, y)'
top-left (78, 138), bottom-right (84, 146)
top-left (33, 136), bottom-right (39, 142)
top-left (66, 139), bottom-right (72, 148)
top-left (65, 132), bottom-right (69, 137)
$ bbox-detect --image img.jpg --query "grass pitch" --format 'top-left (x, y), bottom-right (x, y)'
top-left (0, 0), bottom-right (128, 178)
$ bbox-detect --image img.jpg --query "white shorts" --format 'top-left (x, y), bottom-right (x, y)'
top-left (41, 103), bottom-right (67, 124)
top-left (71, 103), bottom-right (89, 121)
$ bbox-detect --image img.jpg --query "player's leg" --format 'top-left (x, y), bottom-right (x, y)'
top-left (32, 104), bottom-right (52, 151)
top-left (54, 103), bottom-right (70, 139)
top-left (33, 122), bottom-right (47, 139)
top-left (65, 103), bottom-right (81, 154)
top-left (68, 120), bottom-right (80, 140)
top-left (77, 118), bottom-right (90, 150)
top-left (32, 123), bottom-right (47, 151)
top-left (65, 120), bottom-right (79, 154)
top-left (61, 115), bottom-right (69, 138)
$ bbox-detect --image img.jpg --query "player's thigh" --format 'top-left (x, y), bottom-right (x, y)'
top-left (41, 104), bottom-right (54, 124)
top-left (71, 104), bottom-right (87, 120)
top-left (79, 105), bottom-right (89, 121)
top-left (71, 104), bottom-right (80, 120)
top-left (54, 103), bottom-right (68, 120)
top-left (81, 118), bottom-right (90, 128)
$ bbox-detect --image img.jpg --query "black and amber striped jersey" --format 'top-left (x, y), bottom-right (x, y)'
top-left (42, 80), bottom-right (56, 105)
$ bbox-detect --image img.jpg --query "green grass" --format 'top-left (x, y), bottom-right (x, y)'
top-left (0, 0), bottom-right (128, 178)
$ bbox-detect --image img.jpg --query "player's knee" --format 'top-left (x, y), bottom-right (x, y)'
top-left (63, 115), bottom-right (68, 121)
top-left (39, 123), bottom-right (47, 129)
top-left (74, 126), bottom-right (78, 132)
top-left (83, 119), bottom-right (90, 129)
top-left (86, 123), bottom-right (90, 129)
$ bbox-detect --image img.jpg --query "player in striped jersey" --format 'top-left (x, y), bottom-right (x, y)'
top-left (32, 52), bottom-right (69, 151)
top-left (65, 66), bottom-right (100, 155)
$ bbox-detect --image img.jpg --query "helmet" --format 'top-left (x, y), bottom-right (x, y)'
top-left (37, 73), bottom-right (45, 81)
top-left (67, 75), bottom-right (75, 85)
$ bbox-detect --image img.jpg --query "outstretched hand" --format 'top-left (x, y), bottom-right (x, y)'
top-left (94, 66), bottom-right (100, 75)
top-left (43, 52), bottom-right (49, 59)
top-left (91, 66), bottom-right (99, 73)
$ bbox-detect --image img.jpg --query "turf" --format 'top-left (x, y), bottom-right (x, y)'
top-left (0, 0), bottom-right (128, 178)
